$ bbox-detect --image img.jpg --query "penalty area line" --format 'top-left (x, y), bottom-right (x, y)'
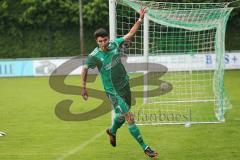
top-left (57, 130), bottom-right (105, 160)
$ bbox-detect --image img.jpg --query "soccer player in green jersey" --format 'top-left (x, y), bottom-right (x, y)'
top-left (81, 8), bottom-right (158, 158)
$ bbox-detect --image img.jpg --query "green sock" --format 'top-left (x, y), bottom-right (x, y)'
top-left (128, 124), bottom-right (148, 150)
top-left (110, 113), bottom-right (125, 135)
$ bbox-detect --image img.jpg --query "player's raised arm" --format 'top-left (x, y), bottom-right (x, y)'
top-left (81, 66), bottom-right (88, 100)
top-left (123, 7), bottom-right (146, 42)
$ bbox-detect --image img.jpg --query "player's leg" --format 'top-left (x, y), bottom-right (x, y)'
top-left (106, 111), bottom-right (125, 147)
top-left (110, 111), bottom-right (125, 135)
top-left (117, 84), bottom-right (149, 151)
top-left (125, 112), bottom-right (158, 158)
top-left (124, 112), bottom-right (147, 150)
top-left (115, 84), bottom-right (149, 151)
top-left (106, 92), bottom-right (126, 147)
top-left (110, 83), bottom-right (131, 134)
top-left (107, 92), bottom-right (126, 135)
top-left (121, 84), bottom-right (158, 158)
top-left (109, 91), bottom-right (148, 150)
top-left (108, 83), bottom-right (131, 136)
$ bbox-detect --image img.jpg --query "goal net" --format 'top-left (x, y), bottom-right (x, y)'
top-left (110, 0), bottom-right (233, 125)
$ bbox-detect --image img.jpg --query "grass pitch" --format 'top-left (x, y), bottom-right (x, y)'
top-left (0, 70), bottom-right (239, 160)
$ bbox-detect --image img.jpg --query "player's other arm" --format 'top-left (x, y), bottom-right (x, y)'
top-left (81, 54), bottom-right (97, 100)
top-left (81, 66), bottom-right (88, 100)
top-left (123, 8), bottom-right (146, 42)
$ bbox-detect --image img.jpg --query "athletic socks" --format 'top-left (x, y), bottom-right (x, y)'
top-left (110, 114), bottom-right (148, 151)
top-left (110, 113), bottom-right (126, 135)
top-left (128, 123), bottom-right (148, 150)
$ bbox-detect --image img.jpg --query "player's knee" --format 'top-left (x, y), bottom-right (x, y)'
top-left (119, 115), bottom-right (125, 123)
top-left (125, 112), bottom-right (135, 124)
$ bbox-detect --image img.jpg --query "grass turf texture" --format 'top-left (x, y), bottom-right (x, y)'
top-left (0, 70), bottom-right (239, 160)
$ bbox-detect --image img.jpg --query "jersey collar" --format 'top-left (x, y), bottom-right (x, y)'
top-left (98, 41), bottom-right (114, 52)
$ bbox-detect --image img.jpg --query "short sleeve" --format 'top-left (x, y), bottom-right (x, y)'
top-left (114, 37), bottom-right (125, 46)
top-left (85, 55), bottom-right (97, 69)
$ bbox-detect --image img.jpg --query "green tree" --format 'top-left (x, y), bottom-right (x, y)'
top-left (83, 0), bottom-right (108, 28)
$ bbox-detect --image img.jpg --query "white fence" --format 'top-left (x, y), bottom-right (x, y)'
top-left (0, 52), bottom-right (240, 77)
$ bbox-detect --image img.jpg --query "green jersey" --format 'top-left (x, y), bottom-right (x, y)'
top-left (85, 37), bottom-right (129, 93)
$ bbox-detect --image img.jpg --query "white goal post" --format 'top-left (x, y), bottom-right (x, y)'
top-left (109, 0), bottom-right (233, 125)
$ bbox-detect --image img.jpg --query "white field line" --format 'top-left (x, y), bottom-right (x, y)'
top-left (57, 130), bottom-right (105, 160)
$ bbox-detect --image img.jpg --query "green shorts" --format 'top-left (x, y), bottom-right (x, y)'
top-left (106, 83), bottom-right (131, 114)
